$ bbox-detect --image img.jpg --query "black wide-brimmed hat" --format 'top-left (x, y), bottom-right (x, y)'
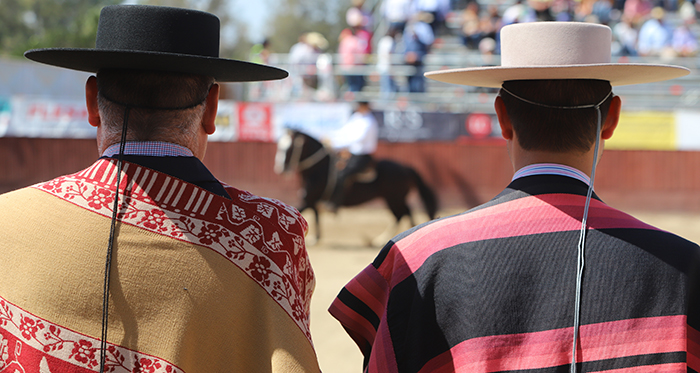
top-left (24, 5), bottom-right (288, 82)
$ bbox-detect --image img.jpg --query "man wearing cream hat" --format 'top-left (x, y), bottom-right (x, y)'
top-left (330, 22), bottom-right (700, 372)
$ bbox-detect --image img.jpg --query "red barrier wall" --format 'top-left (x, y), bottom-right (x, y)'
top-left (2, 138), bottom-right (699, 212)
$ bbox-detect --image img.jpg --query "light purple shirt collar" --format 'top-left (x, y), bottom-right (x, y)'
top-left (102, 141), bottom-right (193, 158)
top-left (512, 163), bottom-right (591, 187)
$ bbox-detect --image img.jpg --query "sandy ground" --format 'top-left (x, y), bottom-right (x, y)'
top-left (305, 206), bottom-right (700, 373)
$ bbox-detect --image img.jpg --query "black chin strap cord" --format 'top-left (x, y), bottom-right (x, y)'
top-left (99, 106), bottom-right (130, 373)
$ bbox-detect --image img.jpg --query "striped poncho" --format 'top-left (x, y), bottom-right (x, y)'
top-left (330, 173), bottom-right (700, 373)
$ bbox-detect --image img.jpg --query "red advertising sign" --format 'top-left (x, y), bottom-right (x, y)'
top-left (237, 103), bottom-right (273, 142)
top-left (466, 113), bottom-right (492, 139)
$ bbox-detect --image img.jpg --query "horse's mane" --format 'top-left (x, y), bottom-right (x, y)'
top-left (286, 128), bottom-right (323, 147)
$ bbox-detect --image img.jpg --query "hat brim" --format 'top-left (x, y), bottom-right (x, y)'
top-left (425, 64), bottom-right (690, 87)
top-left (24, 48), bottom-right (288, 82)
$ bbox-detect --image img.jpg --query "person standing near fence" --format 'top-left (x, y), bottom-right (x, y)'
top-left (377, 27), bottom-right (401, 97)
top-left (404, 12), bottom-right (435, 93)
top-left (339, 7), bottom-right (373, 92)
top-left (0, 5), bottom-right (320, 373)
top-left (330, 21), bottom-right (700, 372)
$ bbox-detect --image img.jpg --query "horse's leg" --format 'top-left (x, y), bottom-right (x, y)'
top-left (371, 219), bottom-right (401, 247)
top-left (297, 201), bottom-right (320, 246)
top-left (370, 199), bottom-right (412, 247)
top-left (303, 205), bottom-right (322, 246)
top-left (313, 205), bottom-right (321, 244)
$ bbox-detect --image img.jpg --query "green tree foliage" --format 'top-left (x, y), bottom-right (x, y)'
top-left (140, 0), bottom-right (249, 59)
top-left (0, 0), bottom-right (120, 58)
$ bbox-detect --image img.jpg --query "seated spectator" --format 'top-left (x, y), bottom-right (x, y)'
top-left (502, 0), bottom-right (555, 24)
top-left (288, 32), bottom-right (321, 96)
top-left (591, 0), bottom-right (613, 23)
top-left (382, 0), bottom-right (413, 34)
top-left (414, 0), bottom-right (452, 35)
top-left (672, 18), bottom-right (698, 57)
top-left (461, 2), bottom-right (500, 50)
top-left (613, 14), bottom-right (639, 56)
top-left (637, 7), bottom-right (672, 56)
top-left (460, 1), bottom-right (482, 49)
top-left (623, 0), bottom-right (653, 25)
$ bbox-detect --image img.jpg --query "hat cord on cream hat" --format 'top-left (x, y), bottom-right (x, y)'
top-left (425, 21), bottom-right (689, 87)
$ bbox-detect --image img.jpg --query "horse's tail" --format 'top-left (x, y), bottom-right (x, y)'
top-left (409, 168), bottom-right (438, 220)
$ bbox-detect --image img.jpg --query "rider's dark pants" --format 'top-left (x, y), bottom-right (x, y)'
top-left (330, 154), bottom-right (373, 207)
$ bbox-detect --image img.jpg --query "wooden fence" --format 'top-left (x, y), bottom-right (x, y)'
top-left (2, 137), bottom-right (700, 212)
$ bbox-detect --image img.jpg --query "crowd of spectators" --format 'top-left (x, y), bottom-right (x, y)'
top-left (457, 0), bottom-right (699, 58)
top-left (255, 0), bottom-right (700, 100)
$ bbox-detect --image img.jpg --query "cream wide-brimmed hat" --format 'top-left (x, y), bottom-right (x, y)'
top-left (425, 22), bottom-right (689, 87)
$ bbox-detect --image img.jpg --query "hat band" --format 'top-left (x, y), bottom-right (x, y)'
top-left (99, 86), bottom-right (212, 111)
top-left (499, 86), bottom-right (613, 110)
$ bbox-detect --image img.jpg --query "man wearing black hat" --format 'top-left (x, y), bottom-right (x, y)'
top-left (0, 5), bottom-right (319, 373)
top-left (330, 22), bottom-right (700, 372)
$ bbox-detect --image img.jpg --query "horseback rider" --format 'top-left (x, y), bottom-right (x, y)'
top-left (326, 100), bottom-right (379, 212)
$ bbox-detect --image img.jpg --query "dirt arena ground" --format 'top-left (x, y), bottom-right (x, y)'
top-left (305, 206), bottom-right (700, 373)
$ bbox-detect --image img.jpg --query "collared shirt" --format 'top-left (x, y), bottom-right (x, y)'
top-left (101, 141), bottom-right (229, 199)
top-left (102, 141), bottom-right (193, 158)
top-left (512, 163), bottom-right (591, 187)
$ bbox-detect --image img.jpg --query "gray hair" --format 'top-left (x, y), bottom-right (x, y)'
top-left (96, 70), bottom-right (215, 148)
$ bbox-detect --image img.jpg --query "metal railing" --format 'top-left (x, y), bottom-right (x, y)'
top-left (248, 49), bottom-right (700, 113)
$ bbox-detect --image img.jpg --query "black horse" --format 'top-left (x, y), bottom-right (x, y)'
top-left (274, 129), bottom-right (438, 245)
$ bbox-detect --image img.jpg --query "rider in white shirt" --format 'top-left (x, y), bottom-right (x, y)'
top-left (327, 101), bottom-right (379, 211)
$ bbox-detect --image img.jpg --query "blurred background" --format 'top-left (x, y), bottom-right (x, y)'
top-left (2, 0), bottom-right (700, 212)
top-left (2, 0), bottom-right (700, 371)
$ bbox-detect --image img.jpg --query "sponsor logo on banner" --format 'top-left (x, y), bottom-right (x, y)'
top-left (466, 113), bottom-right (493, 139)
top-left (456, 113), bottom-right (502, 144)
top-left (378, 98), bottom-right (462, 142)
top-left (6, 97), bottom-right (93, 138)
top-left (210, 100), bottom-right (238, 142)
top-left (238, 103), bottom-right (273, 142)
top-left (382, 105), bottom-right (429, 142)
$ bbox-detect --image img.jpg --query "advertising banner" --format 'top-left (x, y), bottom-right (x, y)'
top-left (210, 100), bottom-right (238, 142)
top-left (378, 106), bottom-right (462, 142)
top-left (5, 97), bottom-right (93, 138)
top-left (2, 95), bottom-right (700, 151)
top-left (676, 110), bottom-right (700, 151)
top-left (0, 98), bottom-right (10, 137)
top-left (274, 102), bottom-right (352, 141)
top-left (606, 111), bottom-right (676, 150)
top-left (237, 102), bottom-right (274, 142)
top-left (455, 112), bottom-right (503, 143)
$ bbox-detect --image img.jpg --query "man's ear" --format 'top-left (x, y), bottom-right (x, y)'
top-left (495, 96), bottom-right (513, 140)
top-left (85, 76), bottom-right (101, 128)
top-left (201, 83), bottom-right (219, 135)
top-left (601, 95), bottom-right (621, 140)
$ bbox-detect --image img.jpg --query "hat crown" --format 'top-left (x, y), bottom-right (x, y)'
top-left (95, 5), bottom-right (220, 58)
top-left (501, 22), bottom-right (612, 67)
